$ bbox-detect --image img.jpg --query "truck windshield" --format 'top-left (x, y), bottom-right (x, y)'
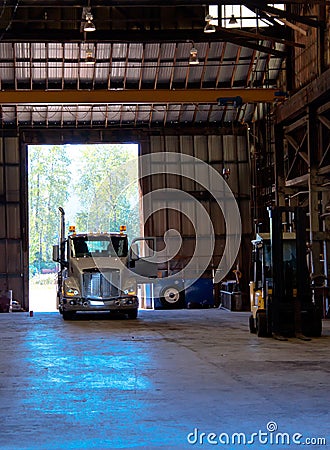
top-left (72, 236), bottom-right (128, 258)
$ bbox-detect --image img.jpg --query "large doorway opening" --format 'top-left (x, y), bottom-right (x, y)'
top-left (28, 143), bottom-right (140, 312)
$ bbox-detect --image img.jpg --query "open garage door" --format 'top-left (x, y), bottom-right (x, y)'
top-left (28, 142), bottom-right (140, 312)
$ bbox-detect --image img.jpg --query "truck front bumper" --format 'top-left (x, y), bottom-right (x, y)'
top-left (61, 295), bottom-right (138, 312)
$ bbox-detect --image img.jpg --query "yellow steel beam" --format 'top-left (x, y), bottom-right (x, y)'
top-left (0, 89), bottom-right (282, 105)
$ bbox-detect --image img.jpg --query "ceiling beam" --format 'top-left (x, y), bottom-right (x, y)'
top-left (0, 30), bottom-right (286, 57)
top-left (216, 27), bottom-right (303, 49)
top-left (247, 1), bottom-right (322, 27)
top-left (4, 0), bottom-right (330, 5)
top-left (0, 88), bottom-right (283, 105)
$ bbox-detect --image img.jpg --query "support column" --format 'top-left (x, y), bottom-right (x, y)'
top-left (307, 106), bottom-right (323, 279)
top-left (274, 123), bottom-right (286, 207)
top-left (321, 190), bottom-right (330, 316)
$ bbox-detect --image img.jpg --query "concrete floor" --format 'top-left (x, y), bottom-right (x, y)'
top-left (0, 309), bottom-right (329, 450)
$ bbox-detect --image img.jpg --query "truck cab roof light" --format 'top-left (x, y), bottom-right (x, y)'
top-left (69, 225), bottom-right (76, 235)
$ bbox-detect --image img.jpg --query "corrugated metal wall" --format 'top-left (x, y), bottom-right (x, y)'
top-left (1, 128), bottom-right (251, 309)
top-left (292, 4), bottom-right (327, 88)
top-left (0, 135), bottom-right (27, 309)
top-left (326, 5), bottom-right (330, 69)
top-left (140, 131), bottom-right (252, 291)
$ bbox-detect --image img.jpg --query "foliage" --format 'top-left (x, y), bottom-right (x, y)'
top-left (29, 144), bottom-right (140, 276)
top-left (29, 145), bottom-right (71, 276)
top-left (30, 273), bottom-right (57, 286)
top-left (74, 144), bottom-right (140, 241)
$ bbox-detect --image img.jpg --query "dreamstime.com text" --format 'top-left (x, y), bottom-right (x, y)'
top-left (186, 422), bottom-right (327, 446)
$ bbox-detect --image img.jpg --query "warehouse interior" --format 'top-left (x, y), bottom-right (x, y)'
top-left (1, 0), bottom-right (330, 313)
top-left (0, 1), bottom-right (330, 449)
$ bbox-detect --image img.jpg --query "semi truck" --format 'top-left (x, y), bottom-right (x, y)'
top-left (53, 207), bottom-right (156, 320)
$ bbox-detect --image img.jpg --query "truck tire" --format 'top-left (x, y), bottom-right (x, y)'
top-left (160, 286), bottom-right (185, 309)
top-left (127, 309), bottom-right (138, 319)
top-left (62, 311), bottom-right (75, 320)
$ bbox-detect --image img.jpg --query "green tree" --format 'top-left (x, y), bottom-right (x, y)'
top-left (74, 144), bottom-right (140, 241)
top-left (29, 145), bottom-right (71, 275)
top-left (29, 144), bottom-right (140, 279)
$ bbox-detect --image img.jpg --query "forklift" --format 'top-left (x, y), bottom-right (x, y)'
top-left (249, 206), bottom-right (323, 339)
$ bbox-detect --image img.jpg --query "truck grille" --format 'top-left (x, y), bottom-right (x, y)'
top-left (82, 270), bottom-right (120, 299)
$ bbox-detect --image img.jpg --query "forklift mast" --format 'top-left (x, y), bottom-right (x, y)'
top-left (269, 206), bottom-right (312, 336)
top-left (249, 206), bottom-right (322, 338)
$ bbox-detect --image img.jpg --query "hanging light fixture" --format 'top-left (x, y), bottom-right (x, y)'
top-left (84, 9), bottom-right (96, 32)
top-left (85, 47), bottom-right (95, 65)
top-left (229, 5), bottom-right (237, 25)
top-left (229, 14), bottom-right (237, 25)
top-left (204, 14), bottom-right (216, 33)
top-left (189, 45), bottom-right (199, 65)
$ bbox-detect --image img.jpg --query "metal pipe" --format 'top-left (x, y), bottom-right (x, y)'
top-left (58, 207), bottom-right (66, 267)
top-left (288, 190), bottom-right (309, 199)
top-left (59, 207), bottom-right (65, 242)
top-left (288, 190), bottom-right (309, 206)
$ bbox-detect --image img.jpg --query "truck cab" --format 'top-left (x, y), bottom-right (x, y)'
top-left (54, 231), bottom-right (139, 319)
top-left (53, 209), bottom-right (156, 320)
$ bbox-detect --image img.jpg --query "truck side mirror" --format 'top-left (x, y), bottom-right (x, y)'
top-left (53, 245), bottom-right (60, 262)
top-left (130, 243), bottom-right (140, 261)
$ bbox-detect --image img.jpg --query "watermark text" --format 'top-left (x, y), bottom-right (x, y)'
top-left (187, 422), bottom-right (327, 446)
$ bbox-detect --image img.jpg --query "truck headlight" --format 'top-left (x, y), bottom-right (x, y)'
top-left (66, 288), bottom-right (79, 297)
top-left (124, 287), bottom-right (136, 296)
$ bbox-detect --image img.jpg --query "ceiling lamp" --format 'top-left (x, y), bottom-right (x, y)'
top-left (189, 46), bottom-right (199, 65)
top-left (229, 14), bottom-right (237, 25)
top-left (85, 48), bottom-right (95, 65)
top-left (84, 10), bottom-right (96, 32)
top-left (229, 5), bottom-right (237, 26)
top-left (204, 14), bottom-right (216, 33)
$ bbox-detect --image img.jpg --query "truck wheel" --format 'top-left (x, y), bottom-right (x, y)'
top-left (256, 310), bottom-right (268, 337)
top-left (62, 311), bottom-right (75, 320)
top-left (127, 309), bottom-right (138, 320)
top-left (249, 314), bottom-right (257, 333)
top-left (160, 286), bottom-right (185, 309)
